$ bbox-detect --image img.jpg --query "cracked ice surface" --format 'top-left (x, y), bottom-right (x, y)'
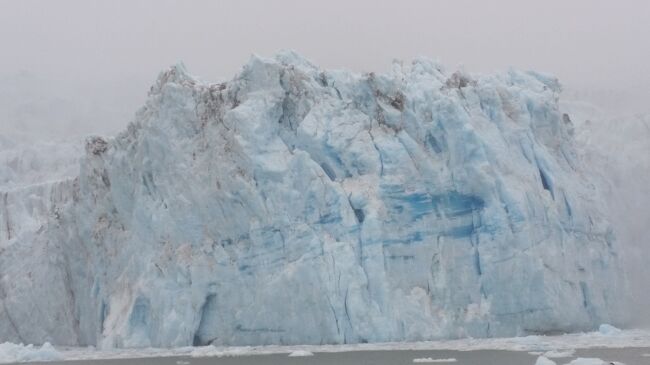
top-left (0, 52), bottom-right (623, 348)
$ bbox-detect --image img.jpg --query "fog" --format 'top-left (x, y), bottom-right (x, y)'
top-left (0, 0), bottom-right (649, 326)
top-left (1, 0), bottom-right (649, 138)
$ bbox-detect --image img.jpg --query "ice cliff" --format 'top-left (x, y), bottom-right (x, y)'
top-left (0, 52), bottom-right (623, 348)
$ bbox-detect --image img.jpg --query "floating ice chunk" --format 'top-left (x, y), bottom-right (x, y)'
top-left (288, 350), bottom-right (314, 357)
top-left (562, 358), bottom-right (621, 365)
top-left (535, 356), bottom-right (557, 365)
top-left (598, 324), bottom-right (622, 336)
top-left (189, 345), bottom-right (220, 358)
top-left (412, 358), bottom-right (457, 363)
top-left (0, 342), bottom-right (63, 363)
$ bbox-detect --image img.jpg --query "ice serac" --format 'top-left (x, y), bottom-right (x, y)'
top-left (0, 52), bottom-right (623, 348)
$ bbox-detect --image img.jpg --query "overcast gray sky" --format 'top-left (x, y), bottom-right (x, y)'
top-left (1, 0), bottom-right (650, 138)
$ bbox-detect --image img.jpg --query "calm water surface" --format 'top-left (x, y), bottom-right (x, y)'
top-left (22, 347), bottom-right (650, 365)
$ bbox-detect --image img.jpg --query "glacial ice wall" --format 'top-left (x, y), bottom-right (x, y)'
top-left (561, 101), bottom-right (650, 326)
top-left (0, 52), bottom-right (622, 348)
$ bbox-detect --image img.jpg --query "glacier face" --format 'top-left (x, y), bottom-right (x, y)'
top-left (0, 52), bottom-right (623, 348)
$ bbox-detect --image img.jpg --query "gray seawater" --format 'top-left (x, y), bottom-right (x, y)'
top-left (20, 347), bottom-right (650, 365)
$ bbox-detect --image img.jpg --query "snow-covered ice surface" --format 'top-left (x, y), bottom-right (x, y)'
top-left (0, 52), bottom-right (624, 348)
top-left (0, 342), bottom-right (62, 364)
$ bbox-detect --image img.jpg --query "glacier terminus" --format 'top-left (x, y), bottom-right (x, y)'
top-left (0, 52), bottom-right (623, 348)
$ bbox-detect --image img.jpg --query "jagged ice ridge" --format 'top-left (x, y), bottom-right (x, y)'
top-left (0, 52), bottom-right (622, 348)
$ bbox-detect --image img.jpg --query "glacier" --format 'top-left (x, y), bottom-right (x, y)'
top-left (0, 51), bottom-right (623, 348)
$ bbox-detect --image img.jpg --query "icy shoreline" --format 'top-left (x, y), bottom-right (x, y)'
top-left (25, 328), bottom-right (650, 363)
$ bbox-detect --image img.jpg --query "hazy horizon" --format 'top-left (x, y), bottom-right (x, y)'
top-left (1, 0), bottom-right (650, 139)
